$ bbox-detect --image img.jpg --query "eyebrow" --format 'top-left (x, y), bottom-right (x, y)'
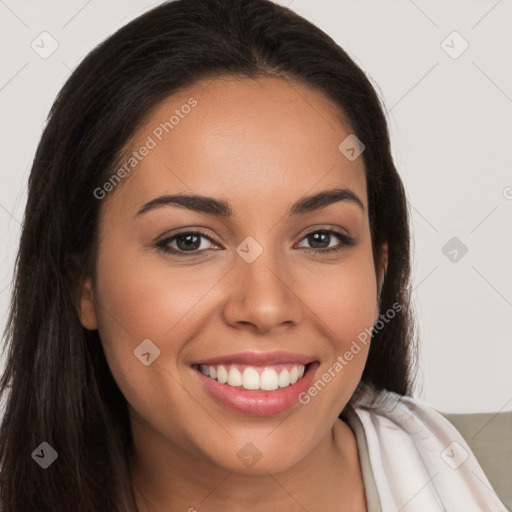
top-left (136, 187), bottom-right (365, 218)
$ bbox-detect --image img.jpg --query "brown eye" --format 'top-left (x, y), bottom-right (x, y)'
top-left (156, 230), bottom-right (220, 256)
top-left (297, 229), bottom-right (355, 255)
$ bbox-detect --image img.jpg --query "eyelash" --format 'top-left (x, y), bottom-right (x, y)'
top-left (155, 228), bottom-right (355, 258)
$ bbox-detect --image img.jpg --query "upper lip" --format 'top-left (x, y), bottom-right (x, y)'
top-left (191, 351), bottom-right (317, 367)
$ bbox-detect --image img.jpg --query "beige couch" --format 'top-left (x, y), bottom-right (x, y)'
top-left (441, 410), bottom-right (512, 511)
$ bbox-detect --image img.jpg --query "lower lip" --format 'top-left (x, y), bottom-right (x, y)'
top-left (191, 363), bottom-right (319, 416)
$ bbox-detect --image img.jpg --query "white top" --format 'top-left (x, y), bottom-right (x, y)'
top-left (344, 383), bottom-right (507, 512)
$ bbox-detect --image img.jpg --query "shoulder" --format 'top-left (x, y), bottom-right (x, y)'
top-left (347, 383), bottom-right (509, 511)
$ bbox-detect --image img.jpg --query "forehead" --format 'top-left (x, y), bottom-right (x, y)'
top-left (110, 76), bottom-right (367, 212)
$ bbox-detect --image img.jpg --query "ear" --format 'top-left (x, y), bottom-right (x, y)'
top-left (377, 242), bottom-right (388, 294)
top-left (78, 277), bottom-right (98, 330)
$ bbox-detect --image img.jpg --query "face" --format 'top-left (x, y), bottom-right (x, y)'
top-left (79, 76), bottom-right (387, 474)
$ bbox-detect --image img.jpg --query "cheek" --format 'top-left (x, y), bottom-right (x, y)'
top-left (306, 251), bottom-right (378, 348)
top-left (289, 250), bottom-right (378, 420)
top-left (96, 261), bottom-right (212, 338)
top-left (91, 242), bottom-right (216, 447)
top-left (305, 255), bottom-right (377, 379)
top-left (92, 242), bottom-right (216, 372)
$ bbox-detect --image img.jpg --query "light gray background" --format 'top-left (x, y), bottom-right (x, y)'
top-left (1, 0), bottom-right (511, 413)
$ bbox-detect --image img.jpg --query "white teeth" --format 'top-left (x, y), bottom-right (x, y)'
top-left (289, 366), bottom-right (299, 384)
top-left (197, 363), bottom-right (307, 390)
top-left (217, 365), bottom-right (228, 384)
top-left (227, 367), bottom-right (243, 387)
top-left (260, 368), bottom-right (279, 390)
top-left (242, 367), bottom-right (260, 390)
top-left (278, 369), bottom-right (290, 388)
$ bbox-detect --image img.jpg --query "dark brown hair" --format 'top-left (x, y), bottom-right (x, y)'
top-left (0, 0), bottom-right (415, 509)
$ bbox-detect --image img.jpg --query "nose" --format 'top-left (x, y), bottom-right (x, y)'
top-left (222, 245), bottom-right (304, 334)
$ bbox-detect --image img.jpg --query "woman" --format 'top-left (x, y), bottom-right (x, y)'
top-left (0, 0), bottom-right (506, 510)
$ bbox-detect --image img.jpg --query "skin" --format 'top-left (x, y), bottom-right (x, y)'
top-left (79, 76), bottom-right (388, 511)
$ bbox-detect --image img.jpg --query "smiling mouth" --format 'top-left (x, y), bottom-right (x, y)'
top-left (191, 362), bottom-right (314, 391)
